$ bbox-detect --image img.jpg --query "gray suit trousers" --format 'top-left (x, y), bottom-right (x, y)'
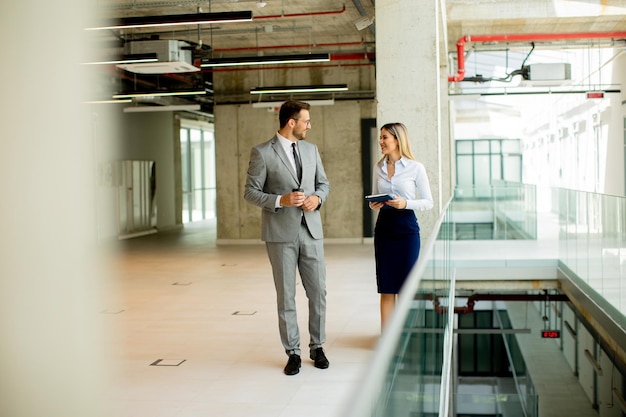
top-left (265, 222), bottom-right (326, 356)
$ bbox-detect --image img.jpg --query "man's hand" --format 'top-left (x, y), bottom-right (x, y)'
top-left (281, 190), bottom-right (305, 207)
top-left (301, 195), bottom-right (321, 212)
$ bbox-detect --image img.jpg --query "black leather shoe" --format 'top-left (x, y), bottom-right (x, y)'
top-left (310, 347), bottom-right (329, 369)
top-left (284, 354), bottom-right (301, 375)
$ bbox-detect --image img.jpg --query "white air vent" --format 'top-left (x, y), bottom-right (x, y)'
top-left (520, 63), bottom-right (572, 87)
top-left (117, 40), bottom-right (199, 74)
top-left (524, 63), bottom-right (572, 81)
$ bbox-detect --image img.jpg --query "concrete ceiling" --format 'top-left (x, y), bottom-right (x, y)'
top-left (89, 0), bottom-right (626, 111)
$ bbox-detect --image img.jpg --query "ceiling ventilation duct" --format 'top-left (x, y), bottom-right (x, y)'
top-left (117, 40), bottom-right (200, 74)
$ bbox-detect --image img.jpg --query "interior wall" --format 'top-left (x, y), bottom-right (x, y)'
top-left (214, 100), bottom-right (376, 242)
top-left (604, 52), bottom-right (626, 196)
top-left (562, 303), bottom-right (578, 374)
top-left (91, 104), bottom-right (124, 241)
top-left (91, 107), bottom-right (181, 238)
top-left (117, 112), bottom-right (179, 231)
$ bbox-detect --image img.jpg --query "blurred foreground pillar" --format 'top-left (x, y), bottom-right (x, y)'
top-left (0, 2), bottom-right (115, 416)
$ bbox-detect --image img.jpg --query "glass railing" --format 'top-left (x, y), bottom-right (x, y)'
top-left (557, 188), bottom-right (626, 323)
top-left (343, 185), bottom-right (626, 417)
top-left (342, 197), bottom-right (538, 416)
top-left (450, 182), bottom-right (537, 239)
top-left (495, 310), bottom-right (538, 417)
top-left (341, 199), bottom-right (454, 417)
top-left (454, 393), bottom-right (526, 417)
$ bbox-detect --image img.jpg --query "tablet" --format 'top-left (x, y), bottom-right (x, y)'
top-left (365, 193), bottom-right (394, 202)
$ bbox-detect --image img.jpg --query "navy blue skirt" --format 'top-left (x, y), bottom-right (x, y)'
top-left (374, 208), bottom-right (421, 294)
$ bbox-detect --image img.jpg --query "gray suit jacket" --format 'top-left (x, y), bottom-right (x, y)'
top-left (244, 135), bottom-right (330, 242)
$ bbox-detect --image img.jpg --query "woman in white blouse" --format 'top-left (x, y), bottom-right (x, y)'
top-left (368, 122), bottom-right (433, 330)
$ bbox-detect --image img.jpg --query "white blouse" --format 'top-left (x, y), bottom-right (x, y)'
top-left (372, 157), bottom-right (434, 211)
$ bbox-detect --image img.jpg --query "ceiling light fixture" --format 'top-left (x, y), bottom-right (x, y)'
top-left (113, 90), bottom-right (206, 99)
top-left (84, 99), bottom-right (133, 104)
top-left (123, 104), bottom-right (201, 113)
top-left (354, 16), bottom-right (374, 31)
top-left (252, 99), bottom-right (335, 108)
top-left (201, 53), bottom-right (330, 68)
top-left (250, 84), bottom-right (348, 94)
top-left (85, 10), bottom-right (253, 31)
top-left (82, 53), bottom-right (159, 66)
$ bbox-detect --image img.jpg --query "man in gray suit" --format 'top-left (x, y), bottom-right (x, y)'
top-left (244, 100), bottom-right (331, 375)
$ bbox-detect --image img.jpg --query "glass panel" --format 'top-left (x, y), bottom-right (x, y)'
top-left (180, 124), bottom-right (216, 223)
top-left (457, 140), bottom-right (473, 154)
top-left (180, 129), bottom-right (191, 223)
top-left (344, 200), bottom-right (539, 417)
top-left (474, 155), bottom-right (490, 186)
top-left (203, 130), bottom-right (216, 220)
top-left (474, 140), bottom-right (490, 153)
top-left (476, 334), bottom-right (492, 373)
top-left (502, 139), bottom-right (521, 153)
top-left (503, 155), bottom-right (521, 182)
top-left (474, 155), bottom-right (491, 199)
top-left (191, 130), bottom-right (203, 221)
top-left (491, 155), bottom-right (502, 181)
top-left (204, 130), bottom-right (216, 188)
top-left (459, 334), bottom-right (476, 374)
top-left (348, 186), bottom-right (626, 417)
top-left (559, 188), bottom-right (626, 321)
top-left (457, 155), bottom-right (474, 186)
top-left (117, 160), bottom-right (156, 235)
top-left (180, 129), bottom-right (189, 192)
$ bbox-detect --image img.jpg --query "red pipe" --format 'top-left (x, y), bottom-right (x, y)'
top-left (253, 4), bottom-right (346, 20)
top-left (422, 293), bottom-right (569, 315)
top-left (448, 31), bottom-right (626, 82)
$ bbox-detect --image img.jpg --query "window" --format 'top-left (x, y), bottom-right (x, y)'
top-left (180, 122), bottom-right (216, 223)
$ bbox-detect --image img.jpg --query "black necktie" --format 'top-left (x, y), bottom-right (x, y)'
top-left (292, 143), bottom-right (302, 183)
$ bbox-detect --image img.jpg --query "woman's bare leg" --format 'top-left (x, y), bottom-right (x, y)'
top-left (380, 293), bottom-right (396, 331)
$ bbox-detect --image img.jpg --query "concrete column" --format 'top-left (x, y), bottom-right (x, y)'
top-left (376, 0), bottom-right (447, 238)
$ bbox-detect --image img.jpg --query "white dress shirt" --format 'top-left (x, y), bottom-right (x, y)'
top-left (277, 132), bottom-right (300, 174)
top-left (372, 157), bottom-right (434, 211)
top-left (275, 133), bottom-right (300, 208)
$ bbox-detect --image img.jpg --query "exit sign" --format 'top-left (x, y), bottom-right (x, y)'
top-left (541, 330), bottom-right (560, 339)
top-left (586, 92), bottom-right (604, 99)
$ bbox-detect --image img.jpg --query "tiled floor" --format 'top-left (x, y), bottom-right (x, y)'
top-left (103, 220), bottom-right (382, 417)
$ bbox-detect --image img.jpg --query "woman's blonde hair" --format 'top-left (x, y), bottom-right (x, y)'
top-left (378, 122), bottom-right (415, 164)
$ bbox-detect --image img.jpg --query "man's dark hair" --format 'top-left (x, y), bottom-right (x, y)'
top-left (279, 100), bottom-right (311, 128)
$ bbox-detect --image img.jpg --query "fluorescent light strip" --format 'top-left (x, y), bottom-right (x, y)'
top-left (84, 99), bottom-right (133, 104)
top-left (252, 99), bottom-right (335, 108)
top-left (113, 90), bottom-right (205, 99)
top-left (201, 53), bottom-right (330, 68)
top-left (82, 53), bottom-right (159, 66)
top-left (124, 104), bottom-right (201, 113)
top-left (85, 11), bottom-right (253, 31)
top-left (250, 84), bottom-right (348, 94)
